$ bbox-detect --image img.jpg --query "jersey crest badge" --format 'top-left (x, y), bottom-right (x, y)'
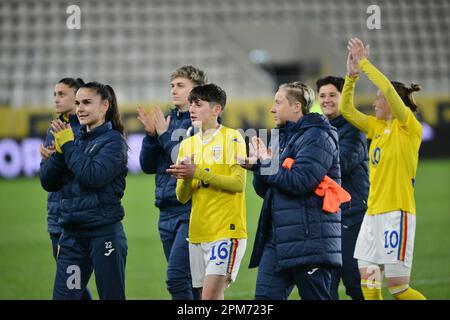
top-left (212, 146), bottom-right (222, 161)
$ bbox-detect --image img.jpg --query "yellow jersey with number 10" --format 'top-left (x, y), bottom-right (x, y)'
top-left (365, 110), bottom-right (422, 215)
top-left (339, 58), bottom-right (423, 216)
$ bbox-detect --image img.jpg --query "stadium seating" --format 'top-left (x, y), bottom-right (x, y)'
top-left (0, 0), bottom-right (448, 107)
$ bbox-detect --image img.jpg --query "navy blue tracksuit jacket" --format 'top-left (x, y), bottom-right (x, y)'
top-left (40, 121), bottom-right (128, 237)
top-left (330, 115), bottom-right (368, 227)
top-left (139, 108), bottom-right (192, 218)
top-left (40, 121), bottom-right (128, 300)
top-left (250, 113), bottom-right (343, 270)
top-left (42, 113), bottom-right (81, 235)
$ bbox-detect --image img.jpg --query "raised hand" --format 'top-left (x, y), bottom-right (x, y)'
top-left (346, 52), bottom-right (360, 77)
top-left (154, 106), bottom-right (171, 136)
top-left (347, 38), bottom-right (370, 64)
top-left (137, 106), bottom-right (156, 136)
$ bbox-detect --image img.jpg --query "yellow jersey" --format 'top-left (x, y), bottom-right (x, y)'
top-left (339, 59), bottom-right (422, 215)
top-left (176, 125), bottom-right (247, 243)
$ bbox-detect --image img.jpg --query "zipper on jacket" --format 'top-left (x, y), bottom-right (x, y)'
top-left (302, 201), bottom-right (310, 236)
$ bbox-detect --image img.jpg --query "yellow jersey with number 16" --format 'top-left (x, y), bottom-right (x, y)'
top-left (176, 125), bottom-right (247, 243)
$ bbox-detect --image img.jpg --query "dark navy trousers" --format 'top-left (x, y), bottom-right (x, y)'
top-left (255, 237), bottom-right (333, 300)
top-left (158, 212), bottom-right (200, 300)
top-left (330, 223), bottom-right (364, 300)
top-left (53, 228), bottom-right (127, 300)
top-left (50, 233), bottom-right (93, 300)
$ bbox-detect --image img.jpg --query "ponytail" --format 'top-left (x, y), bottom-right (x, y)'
top-left (105, 85), bottom-right (125, 135)
top-left (391, 81), bottom-right (421, 112)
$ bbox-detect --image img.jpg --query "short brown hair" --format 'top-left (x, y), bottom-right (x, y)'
top-left (170, 65), bottom-right (208, 86)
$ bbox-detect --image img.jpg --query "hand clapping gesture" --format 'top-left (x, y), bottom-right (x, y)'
top-left (154, 106), bottom-right (171, 136)
top-left (166, 155), bottom-right (196, 179)
top-left (50, 119), bottom-right (73, 153)
top-left (39, 142), bottom-right (56, 160)
top-left (347, 38), bottom-right (370, 63)
top-left (137, 106), bottom-right (156, 136)
top-left (238, 136), bottom-right (272, 170)
top-left (346, 38), bottom-right (370, 77)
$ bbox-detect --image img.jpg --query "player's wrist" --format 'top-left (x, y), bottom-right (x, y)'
top-left (193, 166), bottom-right (203, 179)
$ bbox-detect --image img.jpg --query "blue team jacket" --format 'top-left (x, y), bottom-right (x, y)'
top-left (330, 115), bottom-right (369, 227)
top-left (139, 108), bottom-right (192, 218)
top-left (249, 113), bottom-right (342, 271)
top-left (40, 121), bottom-right (128, 237)
top-left (42, 113), bottom-right (81, 234)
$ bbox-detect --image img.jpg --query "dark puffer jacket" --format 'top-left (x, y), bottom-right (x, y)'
top-left (40, 121), bottom-right (128, 237)
top-left (139, 108), bottom-right (192, 218)
top-left (249, 113), bottom-right (342, 271)
top-left (330, 115), bottom-right (369, 227)
top-left (42, 113), bottom-right (80, 234)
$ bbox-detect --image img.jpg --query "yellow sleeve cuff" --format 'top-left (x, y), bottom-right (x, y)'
top-left (358, 58), bottom-right (370, 69)
top-left (53, 128), bottom-right (74, 153)
top-left (345, 74), bottom-right (360, 82)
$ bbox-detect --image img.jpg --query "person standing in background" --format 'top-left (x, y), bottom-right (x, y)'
top-left (317, 75), bottom-right (368, 300)
top-left (138, 65), bottom-right (207, 299)
top-left (39, 77), bottom-right (92, 300)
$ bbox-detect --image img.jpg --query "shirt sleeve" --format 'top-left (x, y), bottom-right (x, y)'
top-left (175, 140), bottom-right (194, 204)
top-left (339, 75), bottom-right (372, 134)
top-left (192, 131), bottom-right (247, 193)
top-left (402, 108), bottom-right (423, 140)
top-left (139, 134), bottom-right (162, 174)
top-left (62, 136), bottom-right (127, 189)
top-left (193, 164), bottom-right (246, 193)
top-left (359, 58), bottom-right (408, 125)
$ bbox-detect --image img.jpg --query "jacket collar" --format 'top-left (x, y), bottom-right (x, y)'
top-left (79, 121), bottom-right (112, 139)
top-left (283, 113), bottom-right (339, 146)
top-left (169, 107), bottom-right (222, 124)
top-left (170, 107), bottom-right (190, 119)
top-left (330, 115), bottom-right (346, 128)
top-left (58, 113), bottom-right (79, 126)
top-left (284, 113), bottom-right (330, 133)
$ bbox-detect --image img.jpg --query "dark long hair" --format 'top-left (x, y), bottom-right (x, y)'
top-left (391, 81), bottom-right (421, 112)
top-left (58, 77), bottom-right (84, 92)
top-left (80, 82), bottom-right (125, 135)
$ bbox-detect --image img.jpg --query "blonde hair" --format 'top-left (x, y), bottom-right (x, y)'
top-left (170, 65), bottom-right (208, 86)
top-left (280, 81), bottom-right (315, 115)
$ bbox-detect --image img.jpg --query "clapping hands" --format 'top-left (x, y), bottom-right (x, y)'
top-left (346, 37), bottom-right (370, 77)
top-left (166, 154), bottom-right (196, 179)
top-left (238, 136), bottom-right (272, 170)
top-left (137, 106), bottom-right (171, 136)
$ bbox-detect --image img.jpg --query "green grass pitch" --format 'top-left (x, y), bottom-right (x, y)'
top-left (0, 159), bottom-right (449, 299)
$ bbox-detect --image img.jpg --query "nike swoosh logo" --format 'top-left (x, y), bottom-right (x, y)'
top-left (215, 262), bottom-right (225, 266)
top-left (387, 250), bottom-right (395, 255)
top-left (104, 248), bottom-right (115, 256)
top-left (307, 268), bottom-right (319, 275)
